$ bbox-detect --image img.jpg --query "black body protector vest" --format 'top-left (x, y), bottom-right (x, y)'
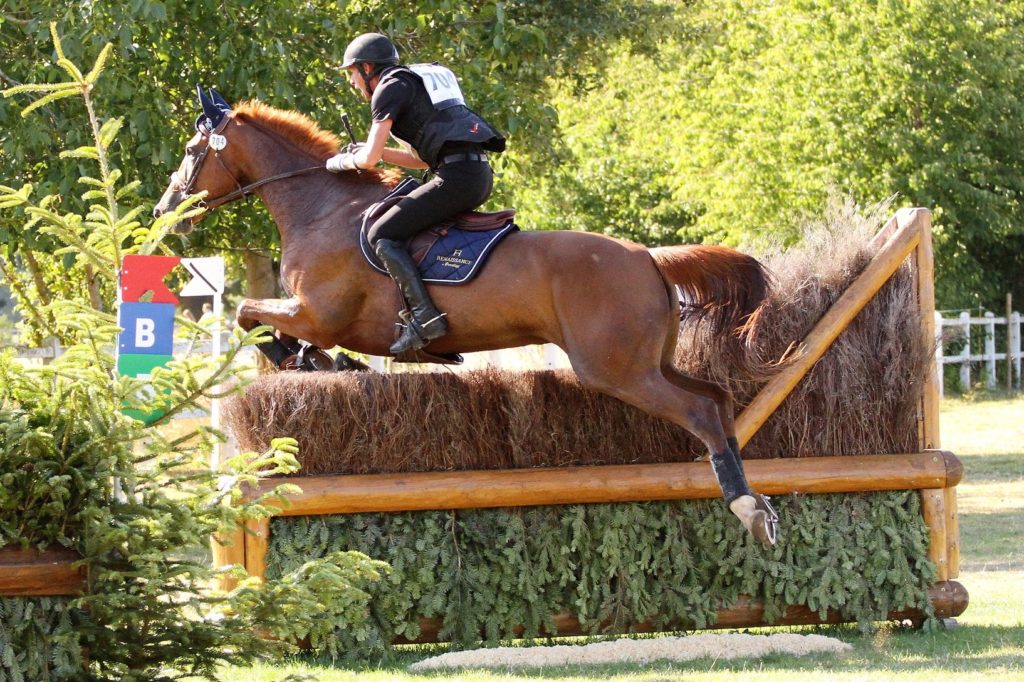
top-left (378, 64), bottom-right (506, 168)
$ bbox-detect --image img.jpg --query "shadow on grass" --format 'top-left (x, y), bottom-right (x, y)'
top-left (277, 624), bottom-right (1024, 677)
top-left (959, 510), bottom-right (1024, 570)
top-left (957, 454), bottom-right (1024, 483)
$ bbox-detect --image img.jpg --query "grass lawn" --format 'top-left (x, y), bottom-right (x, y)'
top-left (217, 395), bottom-right (1024, 681)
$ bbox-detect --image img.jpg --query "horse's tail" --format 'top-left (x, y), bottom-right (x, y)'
top-left (648, 244), bottom-right (772, 378)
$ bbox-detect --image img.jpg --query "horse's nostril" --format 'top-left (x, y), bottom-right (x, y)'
top-left (153, 206), bottom-right (163, 218)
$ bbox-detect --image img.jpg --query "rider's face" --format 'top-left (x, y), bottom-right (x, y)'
top-left (347, 65), bottom-right (372, 101)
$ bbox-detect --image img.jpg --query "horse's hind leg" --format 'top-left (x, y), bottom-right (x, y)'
top-left (566, 342), bottom-right (776, 544)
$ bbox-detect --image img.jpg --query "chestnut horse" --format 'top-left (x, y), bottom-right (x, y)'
top-left (154, 96), bottom-right (779, 544)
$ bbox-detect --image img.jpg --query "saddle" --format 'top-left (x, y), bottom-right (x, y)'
top-left (359, 177), bottom-right (518, 285)
top-left (360, 177), bottom-right (518, 365)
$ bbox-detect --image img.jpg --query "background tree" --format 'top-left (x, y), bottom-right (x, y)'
top-left (0, 0), bottom-right (675, 332)
top-left (521, 0), bottom-right (1024, 309)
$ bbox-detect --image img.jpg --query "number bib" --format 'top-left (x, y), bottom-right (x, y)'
top-left (408, 63), bottom-right (466, 110)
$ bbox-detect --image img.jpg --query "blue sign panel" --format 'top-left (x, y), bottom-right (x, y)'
top-left (117, 302), bottom-right (176, 356)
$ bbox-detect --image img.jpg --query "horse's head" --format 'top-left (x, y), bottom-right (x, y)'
top-left (153, 86), bottom-right (244, 233)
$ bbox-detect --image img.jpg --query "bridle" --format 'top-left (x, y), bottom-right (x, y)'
top-left (174, 114), bottom-right (325, 213)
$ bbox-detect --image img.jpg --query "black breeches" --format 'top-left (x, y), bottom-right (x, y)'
top-left (366, 161), bottom-right (494, 244)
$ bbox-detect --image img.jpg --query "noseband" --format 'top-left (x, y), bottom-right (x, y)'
top-left (176, 116), bottom-right (325, 213)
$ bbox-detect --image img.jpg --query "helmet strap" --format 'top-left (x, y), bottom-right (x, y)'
top-left (358, 63), bottom-right (376, 96)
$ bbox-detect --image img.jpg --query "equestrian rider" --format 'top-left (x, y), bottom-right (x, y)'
top-left (326, 33), bottom-right (505, 355)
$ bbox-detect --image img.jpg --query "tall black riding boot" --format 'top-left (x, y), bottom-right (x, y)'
top-left (374, 238), bottom-right (449, 354)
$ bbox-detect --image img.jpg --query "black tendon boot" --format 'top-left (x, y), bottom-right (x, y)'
top-left (374, 239), bottom-right (449, 354)
top-left (711, 445), bottom-right (779, 547)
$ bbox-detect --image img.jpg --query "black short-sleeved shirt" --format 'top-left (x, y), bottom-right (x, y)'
top-left (370, 69), bottom-right (434, 155)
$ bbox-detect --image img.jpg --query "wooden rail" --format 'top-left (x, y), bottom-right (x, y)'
top-left (399, 581), bottom-right (968, 643)
top-left (246, 451), bottom-right (962, 517)
top-left (239, 450), bottom-right (962, 585)
top-left (0, 548), bottom-right (85, 597)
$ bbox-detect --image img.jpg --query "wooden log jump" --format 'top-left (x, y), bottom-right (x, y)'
top-left (245, 451), bottom-right (962, 517)
top-left (213, 207), bottom-right (967, 634)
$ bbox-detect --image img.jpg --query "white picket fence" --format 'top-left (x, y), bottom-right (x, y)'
top-left (935, 310), bottom-right (1022, 397)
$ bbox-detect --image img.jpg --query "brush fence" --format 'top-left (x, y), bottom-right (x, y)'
top-left (210, 207), bottom-right (966, 637)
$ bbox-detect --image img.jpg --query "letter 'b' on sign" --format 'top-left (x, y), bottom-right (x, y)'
top-left (118, 303), bottom-right (175, 355)
top-left (135, 318), bottom-right (157, 348)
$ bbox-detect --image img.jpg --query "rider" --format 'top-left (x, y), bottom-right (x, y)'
top-left (326, 32), bottom-right (505, 354)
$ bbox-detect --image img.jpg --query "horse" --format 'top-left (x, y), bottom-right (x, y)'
top-left (153, 91), bottom-right (779, 544)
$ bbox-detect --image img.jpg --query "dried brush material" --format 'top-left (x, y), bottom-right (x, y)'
top-left (223, 200), bottom-right (931, 473)
top-left (224, 369), bottom-right (702, 475)
top-left (677, 198), bottom-right (929, 459)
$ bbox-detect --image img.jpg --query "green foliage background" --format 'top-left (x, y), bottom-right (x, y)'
top-left (3, 0), bottom-right (1020, 316)
top-left (517, 0), bottom-right (1024, 309)
top-left (268, 492), bottom-right (938, 656)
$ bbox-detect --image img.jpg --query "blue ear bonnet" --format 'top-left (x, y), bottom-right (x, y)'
top-left (195, 84), bottom-right (232, 133)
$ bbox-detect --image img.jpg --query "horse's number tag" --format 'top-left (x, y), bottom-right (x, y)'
top-left (209, 134), bottom-right (227, 151)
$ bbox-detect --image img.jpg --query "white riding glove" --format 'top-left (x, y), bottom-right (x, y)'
top-left (326, 152), bottom-right (361, 172)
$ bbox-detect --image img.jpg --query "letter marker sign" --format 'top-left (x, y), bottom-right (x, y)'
top-left (116, 254), bottom-right (224, 422)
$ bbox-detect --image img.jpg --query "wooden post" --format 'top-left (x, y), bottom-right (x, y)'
top-left (736, 208), bottom-right (925, 446)
top-left (211, 523), bottom-right (247, 592)
top-left (1012, 311), bottom-right (1022, 390)
top-left (914, 211), bottom-right (940, 450)
top-left (944, 486), bottom-right (960, 579)
top-left (935, 311), bottom-right (945, 400)
top-left (959, 311), bottom-right (971, 390)
top-left (921, 488), bottom-right (948, 581)
top-left (984, 312), bottom-right (997, 389)
top-left (1007, 293), bottom-right (1014, 392)
top-left (244, 517), bottom-right (270, 582)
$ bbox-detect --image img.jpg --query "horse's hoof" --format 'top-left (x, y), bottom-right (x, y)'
top-left (298, 347), bottom-right (335, 372)
top-left (749, 510), bottom-right (777, 546)
top-left (750, 494), bottom-right (779, 546)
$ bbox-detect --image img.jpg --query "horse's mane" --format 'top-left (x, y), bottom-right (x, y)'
top-left (232, 100), bottom-right (401, 186)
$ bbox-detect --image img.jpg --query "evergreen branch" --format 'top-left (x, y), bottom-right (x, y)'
top-left (2, 81), bottom-right (78, 96)
top-left (0, 254), bottom-right (56, 336)
top-left (19, 88), bottom-right (79, 117)
top-left (85, 43), bottom-right (114, 85)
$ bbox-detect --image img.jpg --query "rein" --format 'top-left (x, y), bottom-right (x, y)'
top-left (202, 164), bottom-right (326, 210)
top-left (180, 116), bottom-right (328, 212)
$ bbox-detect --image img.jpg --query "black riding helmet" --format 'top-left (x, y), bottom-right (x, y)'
top-left (342, 33), bottom-right (400, 68)
top-left (343, 33), bottom-right (399, 95)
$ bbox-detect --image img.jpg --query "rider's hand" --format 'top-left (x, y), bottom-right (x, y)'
top-left (342, 142), bottom-right (365, 155)
top-left (326, 152), bottom-right (360, 172)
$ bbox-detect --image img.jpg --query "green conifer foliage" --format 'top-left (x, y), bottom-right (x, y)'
top-left (268, 491), bottom-right (937, 657)
top-left (0, 26), bottom-right (388, 680)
